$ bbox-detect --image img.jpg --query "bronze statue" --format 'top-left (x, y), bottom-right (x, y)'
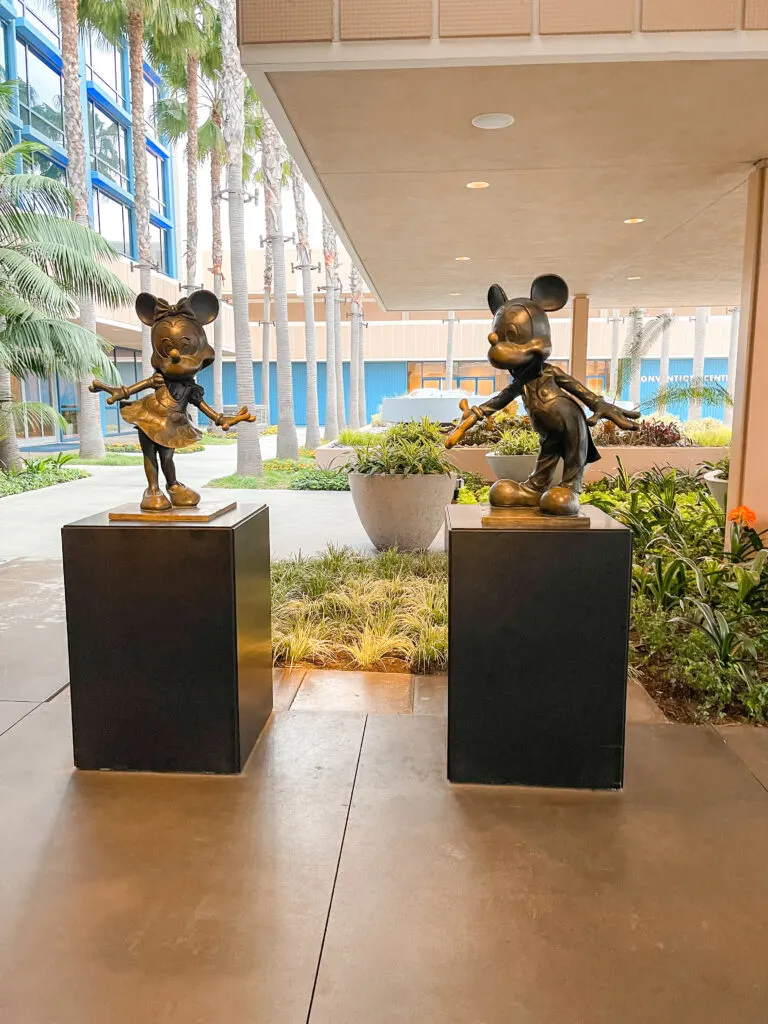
top-left (91, 290), bottom-right (255, 512)
top-left (445, 275), bottom-right (640, 516)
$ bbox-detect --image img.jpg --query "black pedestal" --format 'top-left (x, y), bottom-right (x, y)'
top-left (447, 504), bottom-right (632, 789)
top-left (62, 504), bottom-right (271, 774)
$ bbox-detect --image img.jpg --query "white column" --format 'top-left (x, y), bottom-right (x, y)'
top-left (725, 306), bottom-right (740, 427)
top-left (445, 311), bottom-right (455, 390)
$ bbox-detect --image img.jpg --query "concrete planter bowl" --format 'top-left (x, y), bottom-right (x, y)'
top-left (349, 472), bottom-right (457, 551)
top-left (703, 470), bottom-right (728, 510)
top-left (485, 452), bottom-right (563, 483)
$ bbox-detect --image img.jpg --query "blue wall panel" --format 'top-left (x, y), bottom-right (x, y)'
top-left (197, 360), bottom-right (408, 427)
top-left (702, 357), bottom-right (729, 421)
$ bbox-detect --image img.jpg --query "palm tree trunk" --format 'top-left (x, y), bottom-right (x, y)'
top-left (291, 161), bottom-right (320, 449)
top-left (609, 309), bottom-right (621, 398)
top-left (348, 265), bottom-right (361, 427)
top-left (262, 116), bottom-right (297, 459)
top-left (261, 233), bottom-right (272, 415)
top-left (127, 0), bottom-right (153, 377)
top-left (210, 132), bottom-right (224, 421)
top-left (689, 306), bottom-right (708, 420)
top-left (60, 0), bottom-right (105, 458)
top-left (334, 278), bottom-right (346, 430)
top-left (658, 308), bottom-right (672, 414)
top-left (0, 365), bottom-right (22, 470)
top-left (322, 214), bottom-right (338, 441)
top-left (185, 53), bottom-right (199, 293)
top-left (725, 306), bottom-right (740, 427)
top-left (358, 322), bottom-right (366, 425)
top-left (445, 310), bottom-right (455, 391)
top-left (220, 0), bottom-right (261, 475)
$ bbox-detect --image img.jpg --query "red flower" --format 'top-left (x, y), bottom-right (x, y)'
top-left (729, 505), bottom-right (757, 529)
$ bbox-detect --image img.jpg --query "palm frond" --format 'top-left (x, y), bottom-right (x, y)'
top-left (616, 309), bottom-right (673, 397)
top-left (0, 248), bottom-right (76, 316)
top-left (0, 316), bottom-right (120, 383)
top-left (152, 95), bottom-right (189, 142)
top-left (646, 379), bottom-right (733, 412)
top-left (0, 168), bottom-right (74, 218)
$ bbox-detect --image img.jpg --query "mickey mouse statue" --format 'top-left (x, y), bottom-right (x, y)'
top-left (90, 290), bottom-right (255, 512)
top-left (445, 275), bottom-right (640, 516)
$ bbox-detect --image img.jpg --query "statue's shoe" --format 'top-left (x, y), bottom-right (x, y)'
top-left (540, 485), bottom-right (581, 516)
top-left (489, 479), bottom-right (542, 507)
top-left (140, 487), bottom-right (172, 512)
top-left (168, 482), bottom-right (201, 507)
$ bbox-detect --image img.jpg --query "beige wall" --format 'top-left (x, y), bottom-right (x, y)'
top-left (247, 312), bottom-right (735, 363)
top-left (92, 258), bottom-right (236, 355)
top-left (240, 0), bottom-right (768, 44)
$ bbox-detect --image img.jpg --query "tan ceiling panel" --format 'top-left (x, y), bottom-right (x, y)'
top-left (744, 0), bottom-right (768, 28)
top-left (439, 0), bottom-right (532, 38)
top-left (239, 0), bottom-right (333, 43)
top-left (340, 0), bottom-right (432, 40)
top-left (641, 0), bottom-right (738, 32)
top-left (263, 62), bottom-right (767, 309)
top-left (540, 0), bottom-right (634, 35)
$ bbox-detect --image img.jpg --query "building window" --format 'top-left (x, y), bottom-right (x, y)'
top-left (17, 0), bottom-right (59, 45)
top-left (29, 152), bottom-right (66, 182)
top-left (104, 347), bottom-right (140, 433)
top-left (89, 102), bottom-right (129, 190)
top-left (0, 22), bottom-right (7, 82)
top-left (143, 75), bottom-right (159, 136)
top-left (147, 150), bottom-right (167, 215)
top-left (93, 188), bottom-right (131, 256)
top-left (149, 222), bottom-right (167, 273)
top-left (16, 41), bottom-right (64, 144)
top-left (85, 31), bottom-right (125, 105)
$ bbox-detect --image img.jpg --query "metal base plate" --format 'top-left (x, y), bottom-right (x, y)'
top-left (108, 501), bottom-right (237, 523)
top-left (480, 504), bottom-right (591, 529)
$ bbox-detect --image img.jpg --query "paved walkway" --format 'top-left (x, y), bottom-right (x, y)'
top-left (1, 443), bottom-right (768, 1021)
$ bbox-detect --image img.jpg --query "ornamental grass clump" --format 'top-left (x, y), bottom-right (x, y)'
top-left (350, 418), bottom-right (452, 476)
top-left (271, 545), bottom-right (448, 672)
top-left (492, 426), bottom-right (540, 456)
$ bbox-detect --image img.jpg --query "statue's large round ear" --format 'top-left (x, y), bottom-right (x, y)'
top-left (135, 292), bottom-right (158, 325)
top-left (530, 275), bottom-right (568, 312)
top-left (487, 284), bottom-right (508, 314)
top-left (187, 289), bottom-right (219, 325)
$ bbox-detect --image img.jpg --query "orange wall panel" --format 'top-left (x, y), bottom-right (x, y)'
top-left (641, 0), bottom-right (738, 32)
top-left (540, 0), bottom-right (634, 34)
top-left (340, 0), bottom-right (432, 40)
top-left (439, 0), bottom-right (532, 37)
top-left (239, 0), bottom-right (333, 43)
top-left (744, 0), bottom-right (768, 28)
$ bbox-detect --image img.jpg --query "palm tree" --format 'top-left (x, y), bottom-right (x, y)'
top-left (0, 95), bottom-right (130, 468)
top-left (445, 309), bottom-right (455, 392)
top-left (348, 264), bottom-right (363, 427)
top-left (261, 113), bottom-right (297, 459)
top-left (725, 307), bottom-right (740, 428)
top-left (333, 254), bottom-right (346, 430)
top-left (321, 213), bottom-right (338, 441)
top-left (291, 159), bottom-right (320, 449)
top-left (58, 0), bottom-right (105, 458)
top-left (79, 0), bottom-right (189, 377)
top-left (615, 307), bottom-right (673, 404)
top-left (219, 0), bottom-right (261, 474)
top-left (358, 317), bottom-right (366, 425)
top-left (689, 307), bottom-right (709, 420)
top-left (261, 234), bottom-right (271, 416)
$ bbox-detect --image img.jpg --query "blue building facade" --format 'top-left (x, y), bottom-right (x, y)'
top-left (4, 0), bottom-right (178, 445)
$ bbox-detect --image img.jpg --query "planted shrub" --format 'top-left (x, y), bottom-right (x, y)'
top-left (592, 418), bottom-right (691, 447)
top-left (290, 468), bottom-right (350, 491)
top-left (351, 418), bottom-right (452, 476)
top-left (492, 426), bottom-right (540, 456)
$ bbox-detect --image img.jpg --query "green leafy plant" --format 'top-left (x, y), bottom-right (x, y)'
top-left (492, 426), bottom-right (540, 456)
top-left (683, 418), bottom-right (732, 448)
top-left (350, 418), bottom-right (452, 477)
top-left (290, 468), bottom-right (350, 491)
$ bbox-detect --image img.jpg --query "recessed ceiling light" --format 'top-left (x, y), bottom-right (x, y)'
top-left (466, 181), bottom-right (490, 189)
top-left (455, 256), bottom-right (471, 262)
top-left (471, 113), bottom-right (515, 130)
top-left (627, 276), bottom-right (641, 281)
top-left (624, 218), bottom-right (645, 224)
top-left (449, 292), bottom-right (460, 296)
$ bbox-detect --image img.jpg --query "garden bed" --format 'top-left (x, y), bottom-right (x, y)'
top-left (0, 460), bottom-right (88, 497)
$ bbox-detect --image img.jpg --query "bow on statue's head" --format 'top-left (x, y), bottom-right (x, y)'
top-left (136, 290), bottom-right (219, 378)
top-left (136, 290), bottom-right (219, 327)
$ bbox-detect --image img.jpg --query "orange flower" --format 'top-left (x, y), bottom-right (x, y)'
top-left (728, 505), bottom-right (757, 528)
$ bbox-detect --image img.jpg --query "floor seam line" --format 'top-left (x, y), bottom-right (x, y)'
top-left (708, 722), bottom-right (768, 797)
top-left (305, 713), bottom-right (368, 1024)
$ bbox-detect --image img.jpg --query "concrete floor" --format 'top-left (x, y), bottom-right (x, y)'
top-left (2, 446), bottom-right (768, 1021)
